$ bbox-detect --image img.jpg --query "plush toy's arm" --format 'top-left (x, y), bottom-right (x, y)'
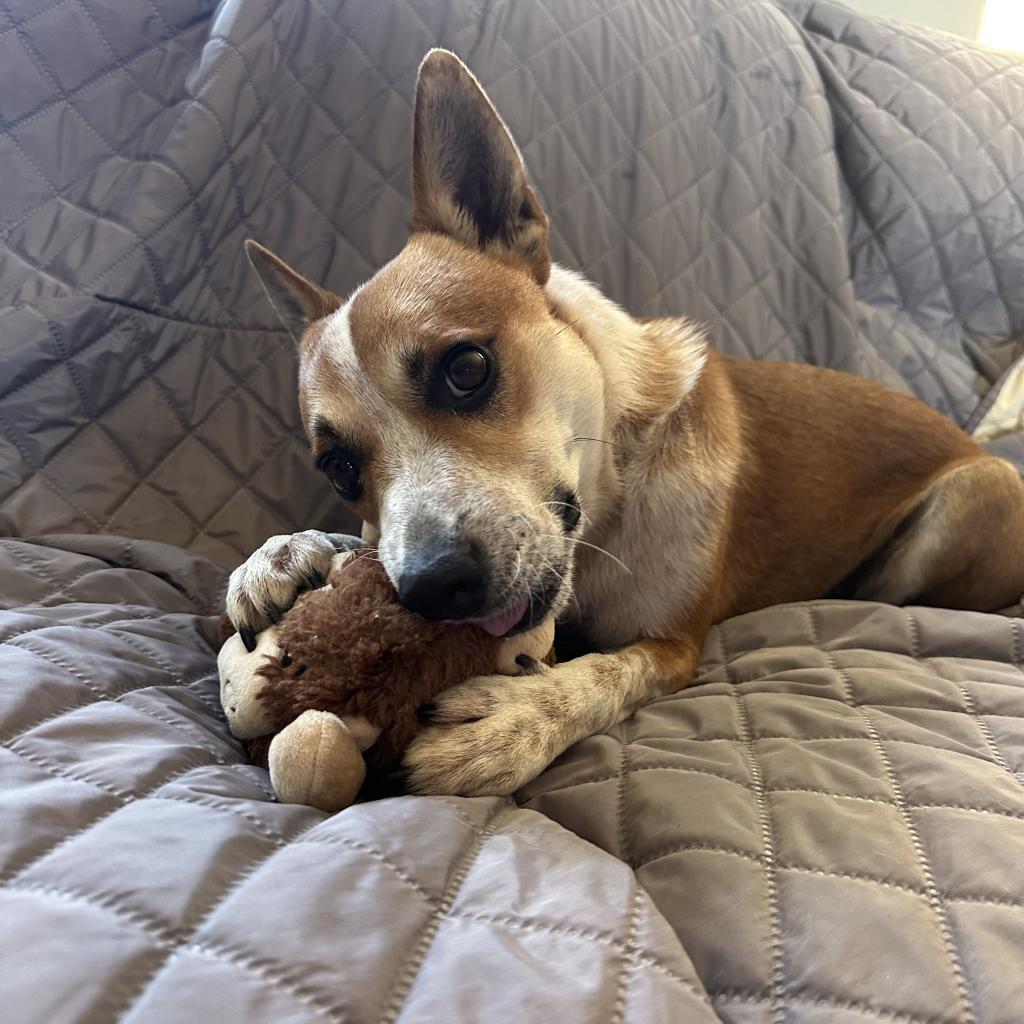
top-left (270, 711), bottom-right (367, 813)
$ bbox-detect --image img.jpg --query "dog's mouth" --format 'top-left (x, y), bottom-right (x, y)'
top-left (469, 567), bottom-right (565, 638)
top-left (474, 599), bottom-right (530, 637)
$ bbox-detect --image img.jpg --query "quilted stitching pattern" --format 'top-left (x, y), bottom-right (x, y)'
top-left (5, 539), bottom-right (1024, 1021)
top-left (523, 601), bottom-right (1024, 1024)
top-left (0, 536), bottom-right (717, 1024)
top-left (2, 0), bottom-right (1024, 565)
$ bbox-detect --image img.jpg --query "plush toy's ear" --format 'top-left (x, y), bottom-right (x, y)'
top-left (245, 240), bottom-right (343, 342)
top-left (217, 629), bottom-right (281, 739)
top-left (216, 613), bottom-right (237, 647)
top-left (411, 49), bottom-right (550, 283)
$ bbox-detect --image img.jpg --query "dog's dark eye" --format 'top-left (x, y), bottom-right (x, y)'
top-left (446, 346), bottom-right (489, 396)
top-left (320, 451), bottom-right (362, 501)
top-left (431, 343), bottom-right (496, 411)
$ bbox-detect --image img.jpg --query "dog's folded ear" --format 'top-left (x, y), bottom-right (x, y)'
top-left (245, 240), bottom-right (343, 342)
top-left (411, 49), bottom-right (551, 284)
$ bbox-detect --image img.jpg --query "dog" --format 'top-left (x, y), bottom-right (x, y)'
top-left (226, 49), bottom-right (1024, 797)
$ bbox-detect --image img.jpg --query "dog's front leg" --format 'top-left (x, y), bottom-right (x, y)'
top-left (403, 636), bottom-right (702, 796)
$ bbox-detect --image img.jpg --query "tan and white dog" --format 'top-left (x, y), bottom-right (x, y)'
top-left (227, 49), bottom-right (1024, 797)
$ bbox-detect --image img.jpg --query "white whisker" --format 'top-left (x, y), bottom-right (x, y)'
top-left (325, 548), bottom-right (382, 584)
top-left (547, 535), bottom-right (632, 575)
top-left (503, 527), bottom-right (525, 594)
top-left (538, 554), bottom-right (567, 589)
top-left (535, 500), bottom-right (593, 530)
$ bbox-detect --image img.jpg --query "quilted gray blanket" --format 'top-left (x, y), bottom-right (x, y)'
top-left (3, 1), bottom-right (1024, 1021)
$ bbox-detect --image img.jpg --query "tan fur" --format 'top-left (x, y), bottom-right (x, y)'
top-left (851, 456), bottom-right (1024, 611)
top-left (714, 355), bottom-right (983, 616)
top-left (294, 237), bottom-right (590, 541)
top-left (231, 48), bottom-right (1024, 797)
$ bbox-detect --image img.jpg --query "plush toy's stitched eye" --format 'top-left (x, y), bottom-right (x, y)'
top-left (281, 651), bottom-right (292, 667)
top-left (318, 450), bottom-right (362, 501)
top-left (430, 342), bottom-right (496, 411)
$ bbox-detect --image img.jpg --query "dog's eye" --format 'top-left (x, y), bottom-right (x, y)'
top-left (320, 451), bottom-right (362, 501)
top-left (445, 346), bottom-right (489, 396)
top-left (433, 343), bottom-right (496, 410)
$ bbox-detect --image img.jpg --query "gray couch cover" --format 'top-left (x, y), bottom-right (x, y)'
top-left (2, 1), bottom-right (1024, 1021)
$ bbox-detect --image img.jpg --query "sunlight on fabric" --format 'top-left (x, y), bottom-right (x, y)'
top-left (979, 0), bottom-right (1024, 53)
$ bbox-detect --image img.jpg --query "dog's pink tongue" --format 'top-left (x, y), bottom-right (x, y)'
top-left (476, 599), bottom-right (529, 637)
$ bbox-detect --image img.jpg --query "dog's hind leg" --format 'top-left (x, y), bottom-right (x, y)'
top-left (853, 456), bottom-right (1024, 612)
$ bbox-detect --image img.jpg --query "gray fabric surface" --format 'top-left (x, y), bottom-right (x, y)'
top-left (4, 536), bottom-right (1024, 1023)
top-left (0, 537), bottom-right (718, 1024)
top-left (524, 600), bottom-right (1024, 1024)
top-left (3, 0), bottom-right (1024, 567)
top-left (4, 0), bottom-right (1024, 1021)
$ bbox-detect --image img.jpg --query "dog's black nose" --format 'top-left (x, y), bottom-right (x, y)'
top-left (398, 543), bottom-right (488, 620)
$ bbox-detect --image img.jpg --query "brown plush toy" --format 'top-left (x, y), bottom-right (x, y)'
top-left (217, 548), bottom-right (555, 813)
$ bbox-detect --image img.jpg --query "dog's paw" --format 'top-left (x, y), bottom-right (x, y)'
top-left (226, 531), bottom-right (358, 650)
top-left (404, 667), bottom-right (579, 796)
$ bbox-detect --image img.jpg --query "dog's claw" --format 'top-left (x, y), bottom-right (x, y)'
top-left (515, 654), bottom-right (544, 675)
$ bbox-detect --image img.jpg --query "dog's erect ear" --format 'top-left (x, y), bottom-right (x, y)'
top-left (411, 49), bottom-right (551, 284)
top-left (245, 240), bottom-right (342, 342)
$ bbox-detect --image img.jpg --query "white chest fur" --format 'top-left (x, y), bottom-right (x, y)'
top-left (570, 461), bottom-right (726, 648)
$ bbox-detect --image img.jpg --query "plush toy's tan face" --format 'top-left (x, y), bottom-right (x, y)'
top-left (217, 628), bottom-right (282, 740)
